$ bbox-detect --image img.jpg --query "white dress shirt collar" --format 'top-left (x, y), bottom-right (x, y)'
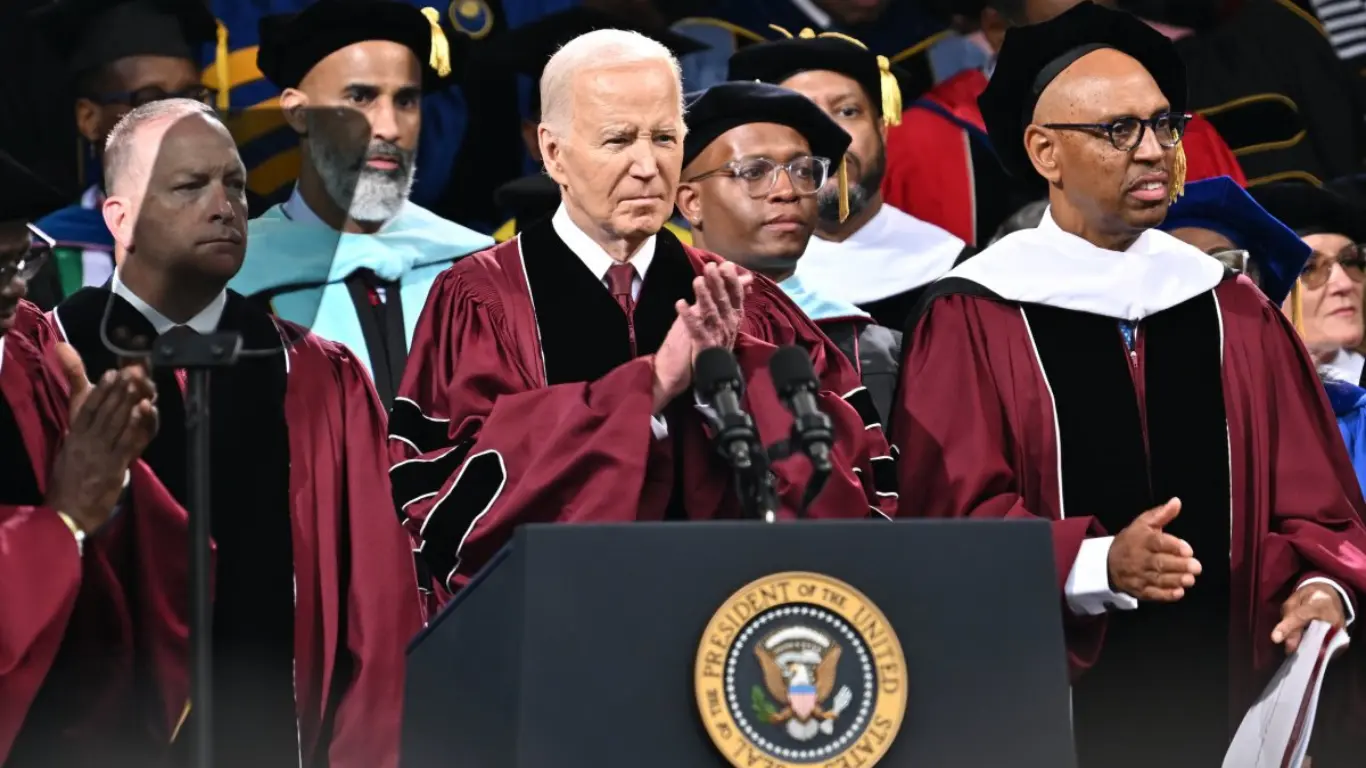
top-left (551, 203), bottom-right (656, 285)
top-left (111, 270), bottom-right (226, 335)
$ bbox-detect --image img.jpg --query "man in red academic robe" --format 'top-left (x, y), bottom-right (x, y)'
top-left (883, 0), bottom-right (1246, 247)
top-left (893, 5), bottom-right (1366, 766)
top-left (0, 155), bottom-right (175, 763)
top-left (47, 99), bottom-right (421, 767)
top-left (391, 29), bottom-right (897, 606)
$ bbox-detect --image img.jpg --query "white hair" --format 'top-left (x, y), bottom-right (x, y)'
top-left (539, 28), bottom-right (685, 134)
top-left (103, 98), bottom-right (222, 195)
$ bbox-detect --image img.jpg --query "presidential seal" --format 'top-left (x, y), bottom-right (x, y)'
top-left (695, 572), bottom-right (907, 767)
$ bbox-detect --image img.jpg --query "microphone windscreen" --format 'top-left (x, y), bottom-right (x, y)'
top-left (768, 345), bottom-right (818, 397)
top-left (694, 347), bottom-right (743, 397)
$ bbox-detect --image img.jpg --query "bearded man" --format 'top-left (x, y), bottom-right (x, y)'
top-left (728, 29), bottom-right (974, 332)
top-left (232, 0), bottom-right (492, 408)
top-left (392, 29), bottom-right (898, 608)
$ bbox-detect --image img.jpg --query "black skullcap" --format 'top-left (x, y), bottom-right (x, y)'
top-left (1249, 181), bottom-right (1366, 244)
top-left (0, 151), bottom-right (70, 226)
top-left (682, 81), bottom-right (852, 170)
top-left (488, 6), bottom-right (709, 79)
top-left (257, 0), bottom-right (450, 91)
top-left (978, 1), bottom-right (1186, 179)
top-left (32, 0), bottom-right (216, 79)
top-left (727, 28), bottom-right (903, 124)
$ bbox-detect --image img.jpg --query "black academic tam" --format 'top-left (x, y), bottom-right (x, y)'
top-left (682, 81), bottom-right (852, 170)
top-left (978, 0), bottom-right (1187, 180)
top-left (257, 0), bottom-right (445, 90)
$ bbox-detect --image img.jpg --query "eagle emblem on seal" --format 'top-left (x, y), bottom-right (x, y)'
top-left (751, 626), bottom-right (854, 741)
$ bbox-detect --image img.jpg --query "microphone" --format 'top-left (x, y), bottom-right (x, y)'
top-left (768, 346), bottom-right (834, 478)
top-left (694, 348), bottom-right (758, 471)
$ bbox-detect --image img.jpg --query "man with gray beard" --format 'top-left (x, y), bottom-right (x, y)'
top-left (232, 0), bottom-right (492, 408)
top-left (729, 30), bottom-right (975, 332)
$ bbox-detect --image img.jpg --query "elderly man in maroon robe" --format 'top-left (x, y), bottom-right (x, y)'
top-left (391, 28), bottom-right (897, 605)
top-left (892, 4), bottom-right (1366, 767)
top-left (0, 155), bottom-right (171, 761)
top-left (45, 98), bottom-right (422, 768)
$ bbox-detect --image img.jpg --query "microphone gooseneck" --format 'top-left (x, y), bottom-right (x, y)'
top-left (768, 346), bottom-right (835, 515)
top-left (694, 348), bottom-right (778, 521)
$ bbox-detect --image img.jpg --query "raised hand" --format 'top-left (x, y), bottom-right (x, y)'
top-left (1107, 498), bottom-right (1202, 602)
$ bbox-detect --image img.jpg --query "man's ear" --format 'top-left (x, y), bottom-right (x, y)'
top-left (675, 182), bottom-right (702, 228)
top-left (1025, 126), bottom-right (1063, 185)
top-left (521, 119), bottom-right (542, 164)
top-left (279, 88), bottom-right (309, 134)
top-left (101, 194), bottom-right (135, 254)
top-left (75, 98), bottom-right (104, 144)
top-left (540, 123), bottom-right (567, 186)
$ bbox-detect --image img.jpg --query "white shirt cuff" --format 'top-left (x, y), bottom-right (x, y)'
top-left (650, 415), bottom-right (669, 441)
top-left (1298, 576), bottom-right (1357, 627)
top-left (1064, 536), bottom-right (1139, 616)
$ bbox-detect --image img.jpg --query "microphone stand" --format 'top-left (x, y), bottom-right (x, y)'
top-left (152, 327), bottom-right (243, 768)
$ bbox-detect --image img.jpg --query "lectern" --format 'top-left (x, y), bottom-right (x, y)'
top-left (401, 519), bottom-right (1077, 767)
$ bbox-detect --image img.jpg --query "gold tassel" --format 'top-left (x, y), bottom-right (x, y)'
top-left (768, 24), bottom-right (795, 38)
top-left (1169, 144), bottom-right (1187, 203)
top-left (1290, 278), bottom-right (1304, 335)
top-left (877, 55), bottom-right (901, 127)
top-left (170, 700), bottom-right (192, 743)
top-left (215, 21), bottom-right (230, 111)
top-left (837, 156), bottom-right (850, 223)
top-left (421, 8), bottom-right (452, 77)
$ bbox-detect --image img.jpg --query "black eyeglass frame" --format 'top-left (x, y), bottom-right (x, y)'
top-left (1041, 112), bottom-right (1192, 152)
top-left (84, 84), bottom-right (218, 109)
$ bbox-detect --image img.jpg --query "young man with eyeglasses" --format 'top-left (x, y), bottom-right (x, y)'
top-left (28, 0), bottom-right (217, 307)
top-left (677, 80), bottom-right (901, 425)
top-left (1252, 179), bottom-right (1366, 387)
top-left (893, 5), bottom-right (1366, 766)
top-left (728, 29), bottom-right (974, 333)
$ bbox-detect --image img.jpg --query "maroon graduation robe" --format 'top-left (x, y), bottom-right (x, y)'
top-left (0, 300), bottom-right (190, 765)
top-left (390, 222), bottom-right (898, 606)
top-left (893, 220), bottom-right (1366, 765)
top-left (42, 289), bottom-right (422, 768)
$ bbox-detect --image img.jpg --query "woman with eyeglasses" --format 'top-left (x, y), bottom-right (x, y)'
top-left (1252, 181), bottom-right (1366, 386)
top-left (1162, 176), bottom-right (1366, 501)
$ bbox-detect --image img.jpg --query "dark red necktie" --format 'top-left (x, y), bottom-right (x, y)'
top-left (605, 263), bottom-right (637, 355)
top-left (170, 325), bottom-right (195, 397)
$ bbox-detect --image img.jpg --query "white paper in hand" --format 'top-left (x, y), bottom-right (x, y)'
top-left (1223, 621), bottom-right (1351, 768)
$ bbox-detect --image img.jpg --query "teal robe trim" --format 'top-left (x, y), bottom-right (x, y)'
top-left (232, 201), bottom-right (494, 377)
top-left (778, 273), bottom-right (871, 322)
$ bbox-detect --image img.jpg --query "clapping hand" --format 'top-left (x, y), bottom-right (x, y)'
top-left (651, 262), bottom-right (753, 411)
top-left (46, 342), bottom-right (158, 533)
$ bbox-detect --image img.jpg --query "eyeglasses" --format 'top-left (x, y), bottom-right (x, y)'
top-left (1041, 112), bottom-right (1191, 152)
top-left (685, 156), bottom-right (831, 198)
top-left (0, 224), bottom-right (54, 285)
top-left (87, 85), bottom-right (217, 108)
top-left (1301, 244), bottom-right (1366, 289)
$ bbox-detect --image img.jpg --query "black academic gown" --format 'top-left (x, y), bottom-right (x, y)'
top-left (1179, 0), bottom-right (1366, 185)
top-left (55, 288), bottom-right (300, 767)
